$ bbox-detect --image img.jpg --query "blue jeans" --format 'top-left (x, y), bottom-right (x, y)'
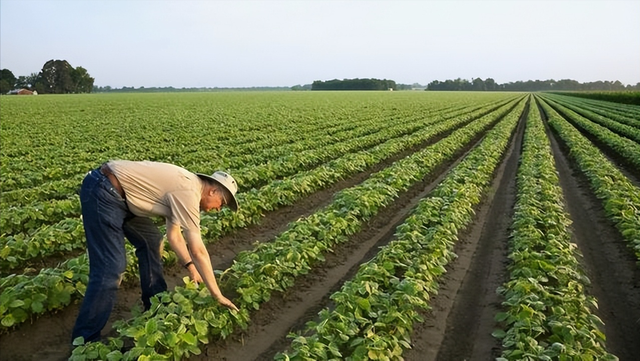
top-left (72, 167), bottom-right (167, 343)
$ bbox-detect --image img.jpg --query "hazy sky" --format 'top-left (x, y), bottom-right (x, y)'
top-left (1, 0), bottom-right (639, 88)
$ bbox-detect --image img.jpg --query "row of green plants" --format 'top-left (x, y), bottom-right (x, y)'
top-left (67, 97), bottom-right (527, 360)
top-left (553, 91), bottom-right (640, 106)
top-left (537, 96), bottom-right (640, 263)
top-left (0, 100), bottom-right (367, 190)
top-left (0, 217), bottom-right (85, 272)
top-left (539, 95), bottom-right (640, 170)
top-left (493, 99), bottom-right (617, 360)
top-left (0, 109), bottom-right (418, 237)
top-left (1, 96), bottom-right (501, 236)
top-left (2, 92), bottom-right (509, 191)
top-left (1, 254), bottom-right (86, 329)
top-left (0, 104), bottom-right (411, 205)
top-left (0, 99), bottom-right (514, 275)
top-left (0, 245), bottom-right (147, 331)
top-left (275, 95), bottom-right (526, 361)
top-left (1, 175), bottom-right (83, 207)
top-left (1, 196), bottom-right (79, 237)
top-left (0, 97), bottom-right (524, 331)
top-left (0, 101), bottom-right (427, 206)
top-left (543, 93), bottom-right (640, 129)
top-left (541, 94), bottom-right (640, 143)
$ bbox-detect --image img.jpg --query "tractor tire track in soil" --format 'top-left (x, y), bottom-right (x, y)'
top-left (0, 108), bottom-right (493, 361)
top-left (193, 112), bottom-right (515, 361)
top-left (540, 102), bottom-right (640, 361)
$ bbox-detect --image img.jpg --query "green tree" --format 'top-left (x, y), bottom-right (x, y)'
top-left (34, 60), bottom-right (94, 94)
top-left (0, 68), bottom-right (17, 94)
top-left (15, 76), bottom-right (29, 89)
top-left (472, 78), bottom-right (485, 91)
top-left (485, 78), bottom-right (497, 91)
top-left (15, 72), bottom-right (39, 89)
top-left (36, 60), bottom-right (74, 94)
top-left (311, 78), bottom-right (397, 91)
top-left (71, 66), bottom-right (95, 93)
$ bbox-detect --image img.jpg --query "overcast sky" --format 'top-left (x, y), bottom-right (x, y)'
top-left (1, 0), bottom-right (639, 88)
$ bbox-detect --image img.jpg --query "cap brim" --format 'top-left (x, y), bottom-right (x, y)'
top-left (196, 174), bottom-right (239, 211)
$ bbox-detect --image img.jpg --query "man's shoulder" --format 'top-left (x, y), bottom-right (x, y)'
top-left (111, 160), bottom-right (189, 173)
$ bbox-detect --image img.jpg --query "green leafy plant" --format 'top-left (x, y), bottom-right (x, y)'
top-left (494, 99), bottom-right (618, 360)
top-left (69, 96), bottom-right (526, 359)
top-left (276, 97), bottom-right (526, 360)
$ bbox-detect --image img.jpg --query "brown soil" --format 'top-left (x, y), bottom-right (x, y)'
top-left (403, 100), bottom-right (525, 361)
top-left (543, 98), bottom-right (640, 182)
top-left (191, 114), bottom-right (499, 361)
top-left (195, 138), bottom-right (472, 361)
top-left (540, 102), bottom-right (640, 361)
top-left (404, 100), bottom-right (640, 361)
top-left (0, 111), bottom-right (478, 361)
top-left (2, 100), bottom-right (639, 361)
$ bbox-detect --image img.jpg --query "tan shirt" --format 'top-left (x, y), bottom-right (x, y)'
top-left (108, 160), bottom-right (203, 231)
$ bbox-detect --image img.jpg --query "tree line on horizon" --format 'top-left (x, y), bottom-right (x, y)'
top-left (311, 78), bottom-right (398, 91)
top-left (426, 77), bottom-right (640, 91)
top-left (3, 67), bottom-right (639, 94)
top-left (92, 85), bottom-right (294, 93)
top-left (0, 60), bottom-right (95, 94)
top-left (92, 79), bottom-right (640, 92)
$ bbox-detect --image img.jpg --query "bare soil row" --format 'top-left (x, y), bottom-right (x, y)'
top-left (193, 106), bottom-right (506, 361)
top-left (406, 98), bottom-right (640, 361)
top-left (2, 100), bottom-right (638, 361)
top-left (0, 107), bottom-right (483, 361)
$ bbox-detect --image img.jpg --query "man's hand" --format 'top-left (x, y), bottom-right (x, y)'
top-left (181, 229), bottom-right (239, 312)
top-left (215, 294), bottom-right (239, 312)
top-left (187, 264), bottom-right (203, 284)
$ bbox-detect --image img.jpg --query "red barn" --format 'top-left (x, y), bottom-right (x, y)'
top-left (17, 89), bottom-right (37, 95)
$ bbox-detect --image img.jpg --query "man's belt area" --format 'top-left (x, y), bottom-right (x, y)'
top-left (100, 164), bottom-right (126, 198)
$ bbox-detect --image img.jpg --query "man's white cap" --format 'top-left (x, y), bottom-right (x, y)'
top-left (196, 171), bottom-right (239, 211)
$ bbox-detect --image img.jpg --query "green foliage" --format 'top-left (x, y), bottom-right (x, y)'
top-left (0, 91), bottom-right (513, 331)
top-left (0, 68), bottom-right (17, 94)
top-left (538, 96), bottom-right (640, 262)
top-left (68, 94), bottom-right (526, 360)
top-left (33, 59), bottom-right (95, 94)
top-left (552, 91), bottom-right (640, 106)
top-left (540, 95), bottom-right (640, 169)
top-left (311, 78), bottom-right (397, 91)
top-left (428, 78), bottom-right (639, 92)
top-left (494, 100), bottom-right (618, 360)
top-left (542, 93), bottom-right (640, 142)
top-left (277, 94), bottom-right (525, 361)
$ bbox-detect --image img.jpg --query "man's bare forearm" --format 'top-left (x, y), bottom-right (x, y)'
top-left (165, 222), bottom-right (194, 266)
top-left (183, 229), bottom-right (224, 298)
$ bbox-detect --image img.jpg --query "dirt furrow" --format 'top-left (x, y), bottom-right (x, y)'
top-left (542, 103), bottom-right (640, 361)
top-left (0, 110), bottom-right (488, 361)
top-left (192, 115), bottom-right (507, 361)
top-left (402, 101), bottom-right (525, 361)
top-left (541, 97), bottom-right (640, 183)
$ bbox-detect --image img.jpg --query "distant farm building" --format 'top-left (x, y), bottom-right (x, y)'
top-left (18, 89), bottom-right (37, 95)
top-left (7, 88), bottom-right (38, 95)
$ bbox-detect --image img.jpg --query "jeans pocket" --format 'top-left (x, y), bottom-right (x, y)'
top-left (107, 186), bottom-right (125, 202)
top-left (96, 183), bottom-right (127, 218)
top-left (97, 176), bottom-right (125, 202)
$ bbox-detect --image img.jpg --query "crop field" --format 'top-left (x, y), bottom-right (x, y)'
top-left (1, 91), bottom-right (639, 361)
